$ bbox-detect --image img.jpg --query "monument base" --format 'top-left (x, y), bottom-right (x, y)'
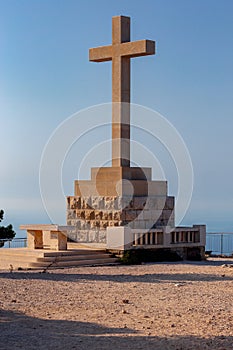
top-left (67, 194), bottom-right (175, 243)
top-left (66, 166), bottom-right (205, 260)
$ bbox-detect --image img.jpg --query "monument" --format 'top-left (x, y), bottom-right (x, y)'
top-left (66, 16), bottom-right (206, 260)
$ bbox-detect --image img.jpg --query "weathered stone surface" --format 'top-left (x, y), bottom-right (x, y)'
top-left (89, 230), bottom-right (98, 242)
top-left (66, 193), bottom-right (176, 244)
top-left (113, 211), bottom-right (121, 221)
top-left (100, 221), bottom-right (108, 229)
top-left (81, 197), bottom-right (92, 209)
top-left (92, 196), bottom-right (105, 209)
top-left (67, 210), bottom-right (76, 220)
top-left (102, 212), bottom-right (109, 220)
top-left (133, 197), bottom-right (147, 209)
top-left (99, 230), bottom-right (107, 243)
top-left (95, 211), bottom-right (103, 220)
top-left (104, 197), bottom-right (116, 210)
top-left (77, 231), bottom-right (88, 242)
top-left (125, 210), bottom-right (137, 221)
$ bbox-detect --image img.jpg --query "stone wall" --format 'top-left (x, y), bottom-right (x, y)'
top-left (66, 195), bottom-right (175, 243)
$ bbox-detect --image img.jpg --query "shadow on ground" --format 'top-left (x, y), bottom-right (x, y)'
top-left (0, 308), bottom-right (232, 350)
top-left (0, 268), bottom-right (233, 284)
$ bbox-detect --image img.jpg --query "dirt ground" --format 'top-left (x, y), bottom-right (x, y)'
top-left (0, 258), bottom-right (233, 349)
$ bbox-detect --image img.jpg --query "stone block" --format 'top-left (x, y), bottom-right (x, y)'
top-left (74, 181), bottom-right (90, 196)
top-left (76, 211), bottom-right (85, 220)
top-left (120, 180), bottom-right (148, 196)
top-left (68, 219), bottom-right (77, 226)
top-left (81, 197), bottom-right (92, 209)
top-left (145, 220), bottom-right (155, 229)
top-left (107, 226), bottom-right (133, 250)
top-left (77, 231), bottom-right (88, 242)
top-left (141, 210), bottom-right (151, 220)
top-left (72, 221), bottom-right (80, 229)
top-left (104, 197), bottom-right (115, 210)
top-left (165, 196), bottom-right (175, 210)
top-left (89, 211), bottom-right (95, 220)
top-left (69, 197), bottom-right (81, 209)
top-left (95, 211), bottom-right (103, 220)
top-left (112, 211), bottom-right (120, 220)
top-left (125, 210), bottom-right (137, 221)
top-left (117, 196), bottom-right (131, 210)
top-left (162, 210), bottom-right (173, 220)
top-left (100, 221), bottom-right (108, 229)
top-left (102, 212), bottom-right (109, 220)
top-left (84, 210), bottom-right (90, 220)
top-left (149, 209), bottom-right (162, 222)
top-left (80, 221), bottom-right (86, 230)
top-left (92, 197), bottom-right (105, 209)
top-left (133, 197), bottom-right (147, 209)
top-left (148, 181), bottom-right (167, 196)
top-left (139, 221), bottom-right (146, 229)
top-left (91, 167), bottom-right (152, 181)
top-left (99, 230), bottom-right (106, 243)
top-left (90, 221), bottom-right (97, 229)
top-left (128, 221), bottom-right (134, 228)
top-left (89, 230), bottom-right (98, 242)
top-left (67, 210), bottom-right (76, 220)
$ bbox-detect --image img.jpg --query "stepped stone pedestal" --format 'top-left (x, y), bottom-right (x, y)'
top-left (66, 166), bottom-right (175, 244)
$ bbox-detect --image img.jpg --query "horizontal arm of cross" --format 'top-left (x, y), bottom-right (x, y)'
top-left (89, 45), bottom-right (112, 62)
top-left (89, 39), bottom-right (155, 62)
top-left (120, 40), bottom-right (155, 58)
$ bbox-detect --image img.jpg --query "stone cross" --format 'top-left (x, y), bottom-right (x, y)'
top-left (89, 16), bottom-right (155, 167)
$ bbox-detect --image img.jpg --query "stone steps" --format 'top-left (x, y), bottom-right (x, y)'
top-left (0, 247), bottom-right (119, 270)
top-left (28, 258), bottom-right (118, 268)
top-left (37, 253), bottom-right (111, 262)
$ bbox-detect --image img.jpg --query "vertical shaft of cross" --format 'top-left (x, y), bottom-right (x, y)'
top-left (112, 16), bottom-right (131, 167)
top-left (89, 15), bottom-right (155, 168)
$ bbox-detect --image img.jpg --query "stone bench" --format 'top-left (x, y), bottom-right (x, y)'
top-left (20, 225), bottom-right (73, 251)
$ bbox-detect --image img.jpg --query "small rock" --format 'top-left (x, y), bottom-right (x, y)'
top-left (171, 324), bottom-right (175, 328)
top-left (221, 274), bottom-right (225, 277)
top-left (122, 309), bottom-right (127, 314)
top-left (122, 299), bottom-right (129, 304)
top-left (175, 283), bottom-right (184, 287)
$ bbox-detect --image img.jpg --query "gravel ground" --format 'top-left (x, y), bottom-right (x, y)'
top-left (0, 258), bottom-right (233, 349)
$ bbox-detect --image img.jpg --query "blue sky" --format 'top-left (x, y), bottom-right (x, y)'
top-left (0, 0), bottom-right (232, 236)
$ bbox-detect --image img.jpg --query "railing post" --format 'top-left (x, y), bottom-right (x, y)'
top-left (220, 234), bottom-right (223, 255)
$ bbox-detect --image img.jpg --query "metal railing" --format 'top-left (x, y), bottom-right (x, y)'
top-left (0, 238), bottom-right (27, 248)
top-left (206, 233), bottom-right (233, 256)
